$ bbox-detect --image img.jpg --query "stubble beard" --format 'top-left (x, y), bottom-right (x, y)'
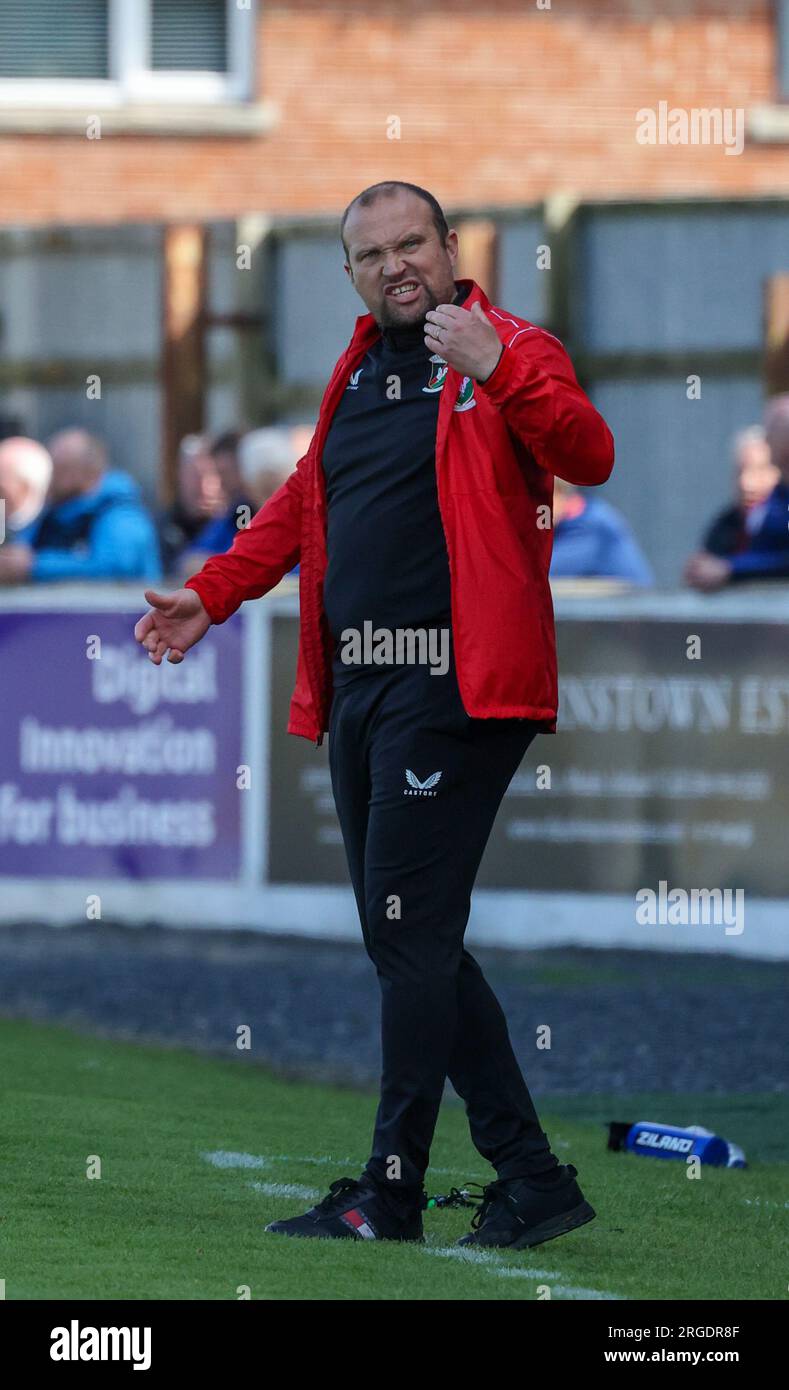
top-left (377, 277), bottom-right (457, 331)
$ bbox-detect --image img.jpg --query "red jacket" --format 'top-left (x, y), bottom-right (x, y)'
top-left (185, 278), bottom-right (615, 744)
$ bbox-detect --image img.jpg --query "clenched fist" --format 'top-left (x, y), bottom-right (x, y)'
top-left (424, 301), bottom-right (503, 383)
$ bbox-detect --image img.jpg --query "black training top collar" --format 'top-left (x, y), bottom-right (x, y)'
top-left (379, 281), bottom-right (471, 351)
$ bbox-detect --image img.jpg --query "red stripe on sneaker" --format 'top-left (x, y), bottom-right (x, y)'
top-left (341, 1208), bottom-right (376, 1239)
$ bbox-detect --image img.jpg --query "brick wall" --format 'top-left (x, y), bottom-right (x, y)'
top-left (0, 0), bottom-right (786, 226)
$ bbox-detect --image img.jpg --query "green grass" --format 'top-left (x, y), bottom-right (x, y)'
top-left (1, 1018), bottom-right (786, 1300)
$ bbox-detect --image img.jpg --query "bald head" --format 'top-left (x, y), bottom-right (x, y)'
top-left (46, 428), bottom-right (108, 504)
top-left (0, 436), bottom-right (52, 529)
top-left (763, 395), bottom-right (789, 482)
top-left (238, 425), bottom-right (310, 508)
top-left (341, 184), bottom-right (458, 330)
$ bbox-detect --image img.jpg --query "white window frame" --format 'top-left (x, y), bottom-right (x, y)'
top-left (0, 0), bottom-right (256, 107)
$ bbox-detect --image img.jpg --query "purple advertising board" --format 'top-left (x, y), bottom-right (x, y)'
top-left (0, 609), bottom-right (243, 879)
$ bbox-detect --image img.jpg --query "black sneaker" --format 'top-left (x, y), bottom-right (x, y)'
top-left (457, 1164), bottom-right (595, 1250)
top-left (265, 1175), bottom-right (425, 1243)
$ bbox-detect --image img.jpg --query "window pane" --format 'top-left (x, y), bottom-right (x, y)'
top-left (0, 0), bottom-right (108, 79)
top-left (151, 0), bottom-right (227, 72)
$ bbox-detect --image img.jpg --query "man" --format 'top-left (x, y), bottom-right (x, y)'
top-left (686, 401), bottom-right (789, 590)
top-left (237, 426), bottom-right (310, 511)
top-left (550, 476), bottom-right (652, 585)
top-left (0, 435), bottom-right (52, 541)
top-left (698, 426), bottom-right (779, 560)
top-left (0, 427), bottom-right (161, 584)
top-left (182, 430), bottom-right (254, 561)
top-left (135, 181), bottom-right (614, 1250)
top-left (158, 433), bottom-right (225, 576)
top-left (235, 425), bottom-right (313, 577)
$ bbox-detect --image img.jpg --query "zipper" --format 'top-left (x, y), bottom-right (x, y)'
top-left (302, 334), bottom-right (373, 746)
top-left (433, 366), bottom-right (461, 700)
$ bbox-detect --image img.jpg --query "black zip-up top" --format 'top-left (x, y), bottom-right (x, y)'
top-left (321, 282), bottom-right (471, 681)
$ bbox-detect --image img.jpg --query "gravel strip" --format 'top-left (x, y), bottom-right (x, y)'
top-left (0, 921), bottom-right (786, 1095)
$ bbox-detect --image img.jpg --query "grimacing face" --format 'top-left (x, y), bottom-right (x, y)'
top-left (343, 190), bottom-right (459, 329)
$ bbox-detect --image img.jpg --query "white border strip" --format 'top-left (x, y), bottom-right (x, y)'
top-left (0, 880), bottom-right (785, 958)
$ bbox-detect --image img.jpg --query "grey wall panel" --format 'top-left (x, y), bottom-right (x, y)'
top-left (589, 375), bottom-right (765, 587)
top-left (779, 0), bottom-right (789, 99)
top-left (0, 247), bottom-right (160, 361)
top-left (206, 382), bottom-right (242, 436)
top-left (577, 205), bottom-right (789, 353)
top-left (497, 215), bottom-right (549, 324)
top-left (19, 384), bottom-right (162, 505)
top-left (274, 235), bottom-right (366, 386)
top-left (206, 324), bottom-right (240, 369)
top-left (207, 220), bottom-right (243, 317)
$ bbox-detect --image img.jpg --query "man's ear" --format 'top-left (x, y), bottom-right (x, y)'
top-left (444, 228), bottom-right (459, 271)
top-left (344, 261), bottom-right (354, 284)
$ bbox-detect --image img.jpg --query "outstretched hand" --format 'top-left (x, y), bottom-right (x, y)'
top-left (134, 587), bottom-right (211, 665)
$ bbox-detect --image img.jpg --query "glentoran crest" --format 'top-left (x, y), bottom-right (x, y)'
top-left (423, 357), bottom-right (477, 412)
top-left (423, 355), bottom-right (448, 394)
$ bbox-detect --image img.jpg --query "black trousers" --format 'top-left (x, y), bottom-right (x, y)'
top-left (328, 645), bottom-right (558, 1193)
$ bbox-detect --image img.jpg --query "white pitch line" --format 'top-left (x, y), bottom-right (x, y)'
top-left (424, 1243), bottom-right (624, 1300)
top-left (261, 1154), bottom-right (480, 1178)
top-left (424, 1244), bottom-right (560, 1279)
top-left (254, 1153), bottom-right (357, 1167)
top-left (550, 1283), bottom-right (622, 1300)
top-left (250, 1181), bottom-right (321, 1200)
top-left (201, 1150), bottom-right (270, 1170)
top-left (200, 1149), bottom-right (484, 1180)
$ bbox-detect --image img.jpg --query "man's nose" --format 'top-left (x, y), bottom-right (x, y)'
top-left (381, 254), bottom-right (406, 280)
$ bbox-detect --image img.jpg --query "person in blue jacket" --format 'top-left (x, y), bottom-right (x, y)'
top-left (685, 395), bottom-right (789, 590)
top-left (183, 430), bottom-right (253, 559)
top-left (550, 477), bottom-right (653, 586)
top-left (0, 427), bottom-right (161, 584)
top-left (172, 425), bottom-right (309, 580)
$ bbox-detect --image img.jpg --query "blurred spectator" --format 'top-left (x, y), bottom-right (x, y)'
top-left (159, 433), bottom-right (224, 575)
top-left (0, 436), bottom-right (52, 540)
top-left (177, 424), bottom-right (314, 577)
top-left (238, 425), bottom-right (312, 508)
top-left (180, 429), bottom-right (253, 562)
top-left (550, 478), bottom-right (653, 586)
top-left (699, 426), bottom-right (779, 558)
top-left (0, 427), bottom-right (161, 585)
top-left (237, 425), bottom-right (313, 580)
top-left (290, 424), bottom-right (314, 464)
top-left (686, 398), bottom-right (789, 590)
